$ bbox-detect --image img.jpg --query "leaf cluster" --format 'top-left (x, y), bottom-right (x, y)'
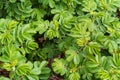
top-left (1, 0), bottom-right (120, 80)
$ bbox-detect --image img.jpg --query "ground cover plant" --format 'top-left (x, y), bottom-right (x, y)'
top-left (1, 0), bottom-right (120, 80)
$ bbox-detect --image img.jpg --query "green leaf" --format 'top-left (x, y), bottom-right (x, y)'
top-left (9, 0), bottom-right (16, 3)
top-left (0, 44), bottom-right (26, 64)
top-left (32, 61), bottom-right (50, 77)
top-left (27, 75), bottom-right (39, 80)
top-left (74, 54), bottom-right (80, 65)
top-left (32, 68), bottom-right (41, 75)
top-left (26, 40), bottom-right (38, 50)
top-left (96, 69), bottom-right (110, 80)
top-left (38, 21), bottom-right (49, 34)
top-left (104, 40), bottom-right (118, 53)
top-left (39, 61), bottom-right (48, 69)
top-left (65, 49), bottom-right (76, 62)
top-left (0, 77), bottom-right (10, 80)
top-left (49, 0), bottom-right (55, 8)
top-left (82, 0), bottom-right (97, 12)
top-left (69, 72), bottom-right (80, 80)
top-left (84, 42), bottom-right (101, 54)
top-left (52, 59), bottom-right (67, 75)
top-left (16, 64), bottom-right (31, 76)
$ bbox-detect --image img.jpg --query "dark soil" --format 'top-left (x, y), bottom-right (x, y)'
top-left (117, 9), bottom-right (120, 19)
top-left (49, 76), bottom-right (64, 80)
top-left (34, 32), bottom-right (45, 48)
top-left (0, 69), bottom-right (10, 78)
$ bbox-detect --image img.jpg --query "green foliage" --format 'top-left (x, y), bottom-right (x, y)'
top-left (0, 77), bottom-right (10, 80)
top-left (1, 0), bottom-right (120, 80)
top-left (52, 59), bottom-right (67, 75)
